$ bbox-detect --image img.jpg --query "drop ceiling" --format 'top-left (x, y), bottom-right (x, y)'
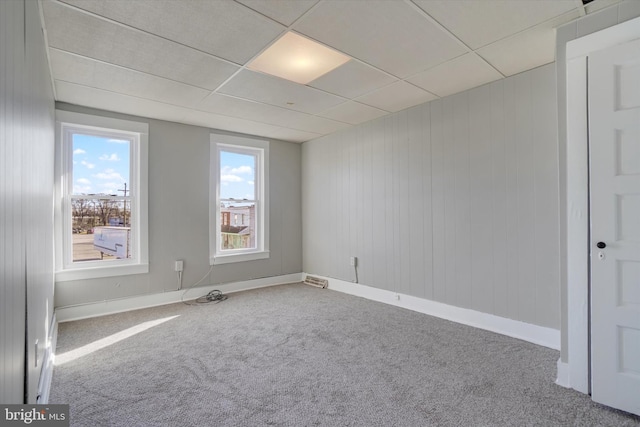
top-left (41, 0), bottom-right (617, 143)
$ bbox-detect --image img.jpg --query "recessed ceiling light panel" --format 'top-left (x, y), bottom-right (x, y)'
top-left (248, 32), bottom-right (351, 85)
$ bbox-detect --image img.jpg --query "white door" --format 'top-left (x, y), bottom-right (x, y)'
top-left (589, 37), bottom-right (640, 416)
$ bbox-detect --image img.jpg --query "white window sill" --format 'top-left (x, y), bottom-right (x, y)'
top-left (211, 251), bottom-right (270, 265)
top-left (55, 263), bottom-right (149, 282)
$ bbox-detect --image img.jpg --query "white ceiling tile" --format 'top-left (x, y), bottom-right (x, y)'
top-left (309, 60), bottom-right (397, 99)
top-left (50, 49), bottom-right (210, 107)
top-left (268, 128), bottom-right (323, 143)
top-left (176, 109), bottom-right (285, 140)
top-left (43, 1), bottom-right (239, 90)
top-left (291, 114), bottom-right (351, 135)
top-left (54, 81), bottom-right (285, 139)
top-left (236, 0), bottom-right (319, 26)
top-left (356, 82), bottom-right (438, 113)
top-left (218, 70), bottom-right (346, 114)
top-left (42, 0), bottom-right (583, 142)
top-left (198, 93), bottom-right (348, 135)
top-left (413, 0), bottom-right (578, 50)
top-left (477, 29), bottom-right (555, 77)
top-left (59, 0), bottom-right (285, 64)
top-left (318, 101), bottom-right (387, 125)
top-left (407, 53), bottom-right (503, 98)
top-left (477, 10), bottom-right (581, 77)
top-left (293, 0), bottom-right (467, 78)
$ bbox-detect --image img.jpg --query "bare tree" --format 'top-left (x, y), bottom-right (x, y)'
top-left (96, 199), bottom-right (115, 226)
top-left (72, 199), bottom-right (89, 230)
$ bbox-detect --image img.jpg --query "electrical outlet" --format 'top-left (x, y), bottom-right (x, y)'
top-left (175, 260), bottom-right (183, 272)
top-left (350, 256), bottom-right (357, 267)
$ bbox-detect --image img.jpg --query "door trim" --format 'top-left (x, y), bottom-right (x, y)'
top-left (565, 15), bottom-right (640, 395)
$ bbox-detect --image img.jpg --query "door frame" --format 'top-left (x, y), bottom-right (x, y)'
top-left (566, 15), bottom-right (640, 395)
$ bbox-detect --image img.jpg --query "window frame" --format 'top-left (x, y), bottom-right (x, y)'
top-left (55, 110), bottom-right (149, 281)
top-left (210, 134), bottom-right (269, 265)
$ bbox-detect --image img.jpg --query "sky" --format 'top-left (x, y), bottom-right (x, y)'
top-left (72, 134), bottom-right (130, 196)
top-left (72, 134), bottom-right (256, 200)
top-left (220, 150), bottom-right (255, 201)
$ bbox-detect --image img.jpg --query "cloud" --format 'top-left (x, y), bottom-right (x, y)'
top-left (221, 165), bottom-right (253, 175)
top-left (221, 174), bottom-right (243, 183)
top-left (73, 148), bottom-right (86, 155)
top-left (247, 181), bottom-right (254, 186)
top-left (76, 178), bottom-right (91, 185)
top-left (231, 165), bottom-right (252, 175)
top-left (73, 185), bottom-right (92, 194)
top-left (94, 168), bottom-right (125, 182)
top-left (99, 153), bottom-right (120, 161)
top-left (98, 182), bottom-right (121, 194)
top-left (81, 160), bottom-right (95, 169)
top-left (108, 139), bottom-right (128, 144)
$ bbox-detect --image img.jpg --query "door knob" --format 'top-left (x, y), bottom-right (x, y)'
top-left (596, 242), bottom-right (606, 249)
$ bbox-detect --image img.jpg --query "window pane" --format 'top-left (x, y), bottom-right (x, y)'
top-left (220, 201), bottom-right (255, 250)
top-left (219, 150), bottom-right (256, 251)
top-left (71, 197), bottom-right (133, 262)
top-left (72, 133), bottom-right (130, 196)
top-left (71, 133), bottom-right (132, 262)
top-left (219, 150), bottom-right (255, 200)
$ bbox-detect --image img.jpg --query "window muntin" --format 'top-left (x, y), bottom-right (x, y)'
top-left (55, 111), bottom-right (148, 281)
top-left (210, 135), bottom-right (269, 264)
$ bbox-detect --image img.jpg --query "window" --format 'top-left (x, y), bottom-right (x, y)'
top-left (210, 134), bottom-right (269, 264)
top-left (55, 111), bottom-right (148, 281)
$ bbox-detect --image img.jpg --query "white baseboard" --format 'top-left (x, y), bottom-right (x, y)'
top-left (556, 358), bottom-right (571, 388)
top-left (37, 313), bottom-right (58, 404)
top-left (55, 273), bottom-right (304, 323)
top-left (310, 273), bottom-right (560, 350)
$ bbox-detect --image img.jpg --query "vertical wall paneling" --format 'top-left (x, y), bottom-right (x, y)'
top-left (503, 76), bottom-right (521, 322)
top-left (514, 73), bottom-right (538, 325)
top-left (421, 104), bottom-right (434, 300)
top-left (469, 85), bottom-right (495, 315)
top-left (1, 0), bottom-right (55, 403)
top-left (453, 93), bottom-right (472, 309)
top-left (442, 98), bottom-right (457, 306)
top-left (430, 101), bottom-right (446, 303)
top-left (397, 111), bottom-right (411, 295)
top-left (408, 106), bottom-right (425, 298)
top-left (1, 0), bottom-right (26, 404)
top-left (532, 66), bottom-right (561, 329)
top-left (371, 119), bottom-right (386, 288)
top-left (490, 81), bottom-right (509, 319)
top-left (361, 121), bottom-right (373, 287)
top-left (25, 0), bottom-right (55, 402)
top-left (302, 63), bottom-right (560, 329)
top-left (383, 116), bottom-right (395, 291)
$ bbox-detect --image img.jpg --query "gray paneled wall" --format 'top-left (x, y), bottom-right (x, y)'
top-left (1, 0), bottom-right (56, 403)
top-left (302, 63), bottom-right (560, 329)
top-left (54, 104), bottom-right (302, 307)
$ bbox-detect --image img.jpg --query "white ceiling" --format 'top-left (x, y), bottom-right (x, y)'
top-left (41, 0), bottom-right (617, 143)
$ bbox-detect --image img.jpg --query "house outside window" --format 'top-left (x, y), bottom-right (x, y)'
top-left (55, 111), bottom-right (148, 281)
top-left (210, 134), bottom-right (269, 265)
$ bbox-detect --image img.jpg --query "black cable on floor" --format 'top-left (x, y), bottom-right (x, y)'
top-left (194, 289), bottom-right (228, 304)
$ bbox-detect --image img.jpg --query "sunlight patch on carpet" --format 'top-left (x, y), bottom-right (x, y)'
top-left (55, 315), bottom-right (180, 365)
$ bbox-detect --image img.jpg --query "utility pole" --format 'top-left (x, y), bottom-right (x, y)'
top-left (118, 183), bottom-right (128, 227)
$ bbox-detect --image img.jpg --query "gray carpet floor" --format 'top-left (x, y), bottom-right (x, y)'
top-left (50, 283), bottom-right (640, 426)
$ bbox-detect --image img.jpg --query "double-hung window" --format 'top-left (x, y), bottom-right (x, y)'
top-left (55, 111), bottom-right (148, 281)
top-left (210, 134), bottom-right (269, 264)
